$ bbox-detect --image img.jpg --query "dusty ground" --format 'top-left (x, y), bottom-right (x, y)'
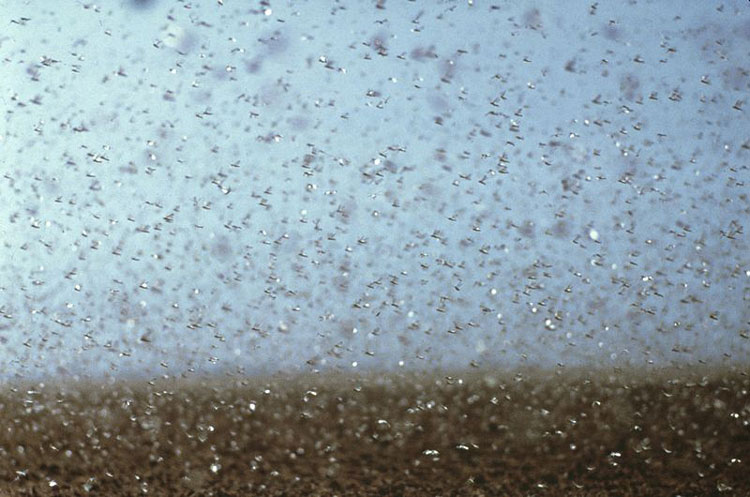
top-left (1, 365), bottom-right (748, 496)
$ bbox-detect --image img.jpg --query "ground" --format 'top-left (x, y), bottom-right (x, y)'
top-left (1, 366), bottom-right (748, 496)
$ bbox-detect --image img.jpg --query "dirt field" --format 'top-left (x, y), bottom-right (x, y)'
top-left (1, 366), bottom-right (748, 496)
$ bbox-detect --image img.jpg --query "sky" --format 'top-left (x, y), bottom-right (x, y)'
top-left (0, 0), bottom-right (749, 380)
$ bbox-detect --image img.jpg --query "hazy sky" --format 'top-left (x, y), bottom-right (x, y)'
top-left (1, 0), bottom-right (748, 380)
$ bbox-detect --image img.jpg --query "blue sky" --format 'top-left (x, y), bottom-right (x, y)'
top-left (1, 0), bottom-right (748, 380)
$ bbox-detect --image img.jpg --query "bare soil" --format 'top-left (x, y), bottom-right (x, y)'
top-left (1, 366), bottom-right (748, 496)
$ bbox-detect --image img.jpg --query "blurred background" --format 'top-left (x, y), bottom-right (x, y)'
top-left (0, 0), bottom-right (748, 380)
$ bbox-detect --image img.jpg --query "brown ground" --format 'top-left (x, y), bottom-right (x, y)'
top-left (1, 365), bottom-right (748, 496)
